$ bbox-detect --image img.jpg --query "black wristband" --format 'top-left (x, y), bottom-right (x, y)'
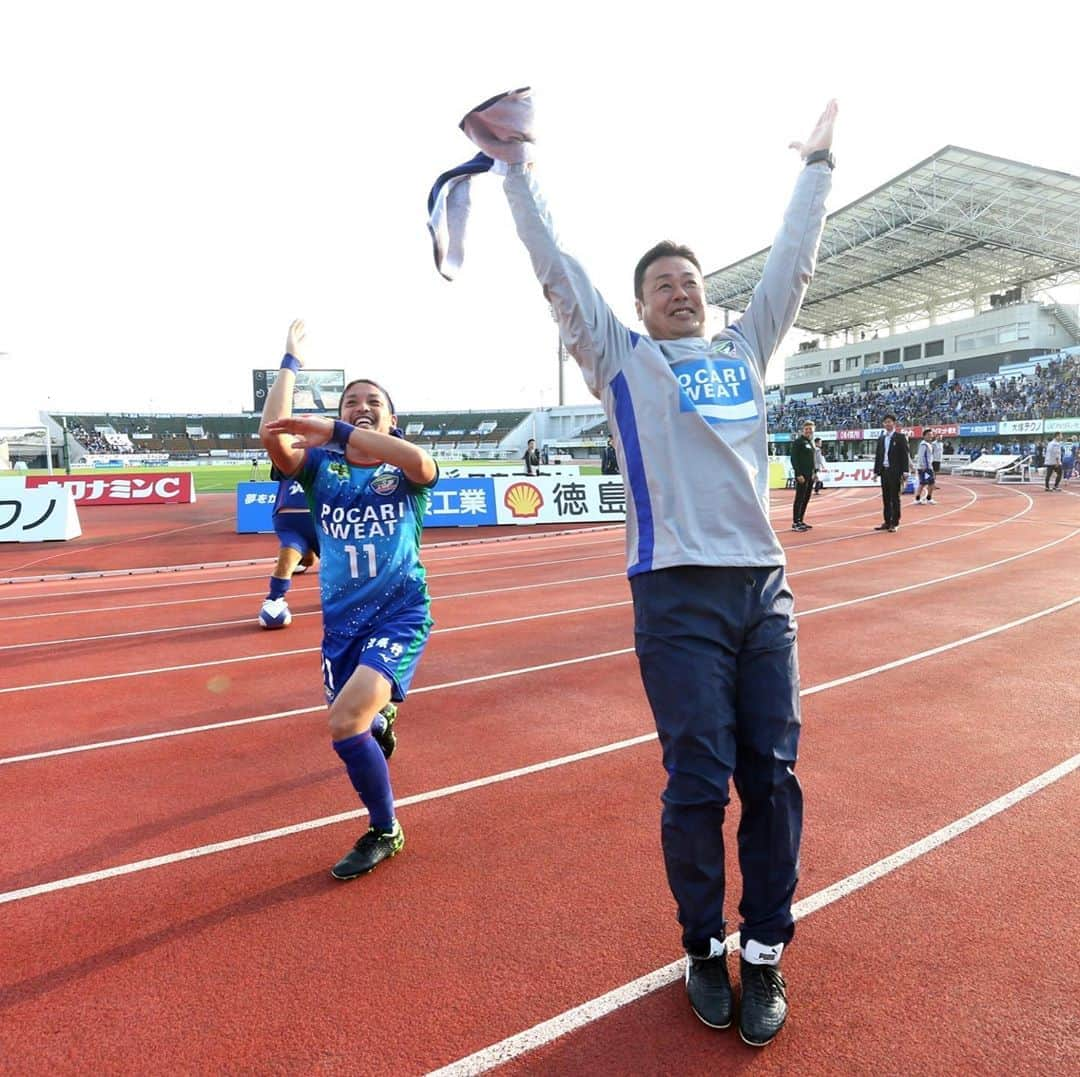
top-left (804, 149), bottom-right (835, 170)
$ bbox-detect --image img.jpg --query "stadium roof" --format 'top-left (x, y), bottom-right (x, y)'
top-left (705, 146), bottom-right (1080, 336)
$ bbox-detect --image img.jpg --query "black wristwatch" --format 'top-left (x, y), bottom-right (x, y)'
top-left (804, 149), bottom-right (836, 170)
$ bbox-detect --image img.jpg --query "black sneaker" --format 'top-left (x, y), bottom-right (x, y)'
top-left (738, 958), bottom-right (788, 1047)
top-left (685, 944), bottom-right (733, 1029)
top-left (330, 821), bottom-right (405, 880)
top-left (372, 703), bottom-right (398, 760)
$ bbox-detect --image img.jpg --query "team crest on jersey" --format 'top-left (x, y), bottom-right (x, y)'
top-left (370, 468), bottom-right (400, 496)
top-left (673, 355), bottom-right (759, 425)
top-left (328, 459), bottom-right (350, 481)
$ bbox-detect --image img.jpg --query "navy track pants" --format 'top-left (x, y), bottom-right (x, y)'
top-left (630, 564), bottom-right (803, 955)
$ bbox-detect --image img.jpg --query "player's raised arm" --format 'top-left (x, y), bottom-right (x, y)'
top-left (459, 89), bottom-right (630, 398)
top-left (259, 319), bottom-right (308, 475)
top-left (733, 101), bottom-right (837, 374)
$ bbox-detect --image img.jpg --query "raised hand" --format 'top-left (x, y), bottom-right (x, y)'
top-left (263, 415), bottom-right (332, 449)
top-left (789, 100), bottom-right (838, 160)
top-left (286, 319), bottom-right (307, 365)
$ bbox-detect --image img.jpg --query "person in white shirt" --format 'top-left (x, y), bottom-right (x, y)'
top-left (1044, 436), bottom-right (1063, 491)
top-left (913, 429), bottom-right (937, 504)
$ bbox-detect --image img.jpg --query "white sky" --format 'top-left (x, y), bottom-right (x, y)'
top-left (2, 0), bottom-right (1079, 426)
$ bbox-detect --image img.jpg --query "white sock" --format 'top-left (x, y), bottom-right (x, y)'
top-left (742, 939), bottom-right (784, 965)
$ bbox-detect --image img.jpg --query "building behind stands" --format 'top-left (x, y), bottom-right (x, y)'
top-left (706, 145), bottom-right (1080, 450)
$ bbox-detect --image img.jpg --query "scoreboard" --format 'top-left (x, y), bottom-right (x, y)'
top-left (252, 369), bottom-right (345, 414)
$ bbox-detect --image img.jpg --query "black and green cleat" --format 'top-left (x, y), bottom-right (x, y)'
top-left (373, 702), bottom-right (398, 760)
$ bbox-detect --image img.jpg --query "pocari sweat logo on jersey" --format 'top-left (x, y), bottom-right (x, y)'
top-left (674, 356), bottom-right (758, 424)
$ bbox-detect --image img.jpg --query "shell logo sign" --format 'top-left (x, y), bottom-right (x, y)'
top-left (503, 482), bottom-right (543, 518)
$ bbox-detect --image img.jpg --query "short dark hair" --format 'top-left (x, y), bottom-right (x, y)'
top-left (882, 413), bottom-right (897, 422)
top-left (339, 379), bottom-right (395, 417)
top-left (633, 241), bottom-right (702, 300)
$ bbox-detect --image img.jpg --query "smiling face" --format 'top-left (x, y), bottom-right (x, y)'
top-left (339, 381), bottom-right (394, 435)
top-left (635, 255), bottom-right (707, 340)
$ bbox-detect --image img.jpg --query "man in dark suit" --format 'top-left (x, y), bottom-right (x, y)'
top-left (600, 435), bottom-right (620, 475)
top-left (873, 414), bottom-right (909, 532)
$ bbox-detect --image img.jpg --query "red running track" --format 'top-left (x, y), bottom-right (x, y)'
top-left (1, 480), bottom-right (1078, 1074)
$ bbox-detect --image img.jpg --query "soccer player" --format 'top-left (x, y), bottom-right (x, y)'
top-left (464, 90), bottom-right (836, 1047)
top-left (257, 463), bottom-right (320, 629)
top-left (912, 429), bottom-right (936, 504)
top-left (260, 319), bottom-right (438, 879)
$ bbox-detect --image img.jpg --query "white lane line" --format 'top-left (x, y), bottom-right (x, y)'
top-left (424, 751), bottom-right (1080, 1077)
top-left (6, 510), bottom-right (1074, 691)
top-left (786, 484), bottom-right (983, 551)
top-left (797, 524), bottom-right (1079, 618)
top-left (4, 503), bottom-right (1066, 655)
top-left (0, 530), bottom-right (624, 594)
top-left (0, 548), bottom-right (623, 624)
top-left (0, 648), bottom-right (638, 765)
top-left (5, 592), bottom-right (1076, 784)
top-left (0, 571), bottom-right (629, 655)
top-left (3, 514), bottom-right (237, 575)
top-left (788, 489), bottom-right (1032, 576)
top-left (0, 730), bottom-right (658, 907)
top-left (0, 593), bottom-right (632, 696)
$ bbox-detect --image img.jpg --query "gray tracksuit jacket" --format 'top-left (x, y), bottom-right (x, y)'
top-left (504, 162), bottom-right (831, 576)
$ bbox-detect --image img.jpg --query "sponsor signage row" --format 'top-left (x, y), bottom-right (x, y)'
top-left (997, 419), bottom-right (1043, 435)
top-left (0, 479), bottom-right (81, 542)
top-left (1044, 416), bottom-right (1080, 433)
top-left (26, 472), bottom-right (196, 506)
top-left (236, 476), bottom-right (627, 533)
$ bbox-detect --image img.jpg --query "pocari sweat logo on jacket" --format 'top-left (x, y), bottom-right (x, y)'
top-left (673, 353), bottom-right (758, 424)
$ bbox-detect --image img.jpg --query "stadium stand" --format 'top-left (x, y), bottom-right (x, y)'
top-left (768, 352), bottom-right (1080, 434)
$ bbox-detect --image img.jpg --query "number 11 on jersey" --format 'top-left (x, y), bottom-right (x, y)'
top-left (344, 543), bottom-right (377, 579)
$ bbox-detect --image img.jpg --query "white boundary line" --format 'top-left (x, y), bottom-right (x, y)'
top-left (0, 525), bottom-right (623, 586)
top-left (0, 571), bottom-right (628, 656)
top-left (424, 751), bottom-right (1080, 1077)
top-left (4, 506), bottom-right (1071, 660)
top-left (0, 547), bottom-right (624, 624)
top-left (4, 587), bottom-right (1075, 808)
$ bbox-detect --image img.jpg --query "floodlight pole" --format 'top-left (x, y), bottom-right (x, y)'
top-left (60, 414), bottom-right (70, 474)
top-left (548, 302), bottom-right (566, 407)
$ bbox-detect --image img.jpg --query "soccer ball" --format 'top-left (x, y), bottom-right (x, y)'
top-left (258, 598), bottom-right (292, 629)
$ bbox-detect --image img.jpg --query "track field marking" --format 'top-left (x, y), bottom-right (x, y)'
top-left (3, 591), bottom-right (1075, 787)
top-left (3, 514), bottom-right (236, 574)
top-left (5, 508), bottom-right (1070, 653)
top-left (785, 484), bottom-right (984, 549)
top-left (0, 491), bottom-right (1005, 623)
top-left (425, 751), bottom-right (1080, 1076)
top-left (3, 644), bottom-right (1077, 914)
top-left (0, 571), bottom-right (629, 652)
top-left (6, 513), bottom-right (1074, 685)
top-left (796, 522), bottom-right (1078, 618)
top-left (787, 488), bottom-right (1032, 575)
top-left (0, 532), bottom-right (624, 593)
top-left (0, 549), bottom-right (624, 624)
top-left (0, 597), bottom-right (633, 696)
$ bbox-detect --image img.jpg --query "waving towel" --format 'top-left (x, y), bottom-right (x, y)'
top-left (426, 87), bottom-right (535, 280)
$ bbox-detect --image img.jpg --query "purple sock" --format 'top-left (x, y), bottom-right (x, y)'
top-left (332, 732), bottom-right (395, 830)
top-left (267, 576), bottom-right (290, 601)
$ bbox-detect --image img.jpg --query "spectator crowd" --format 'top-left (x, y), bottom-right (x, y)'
top-left (768, 353), bottom-right (1080, 433)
